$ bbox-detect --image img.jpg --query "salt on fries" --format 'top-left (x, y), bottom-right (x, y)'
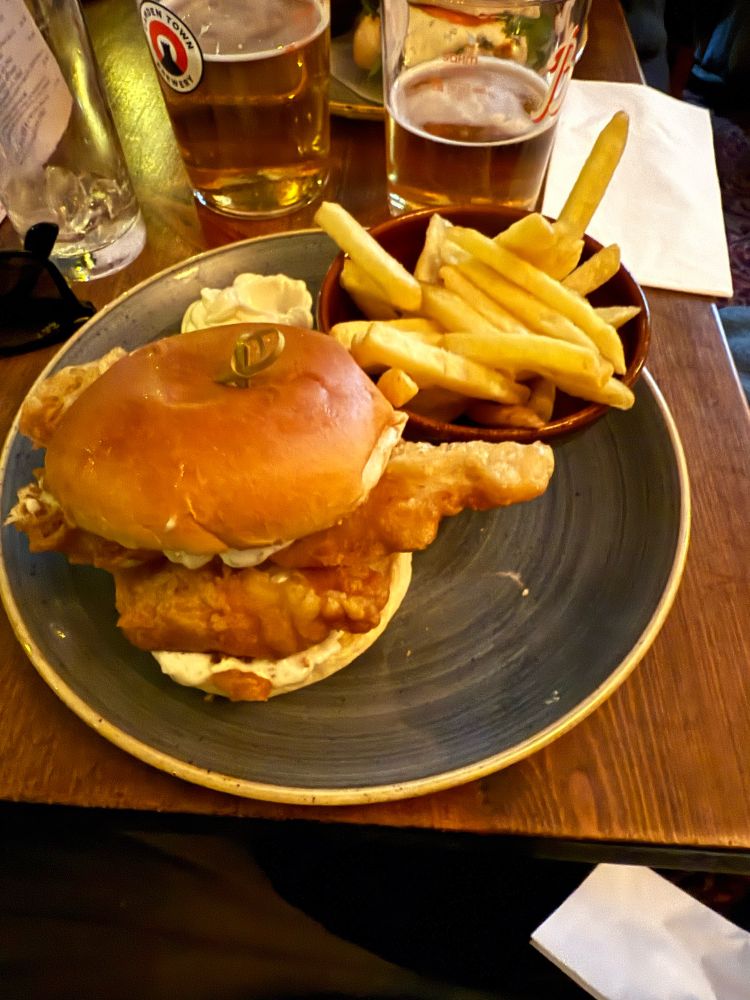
top-left (314, 112), bottom-right (639, 429)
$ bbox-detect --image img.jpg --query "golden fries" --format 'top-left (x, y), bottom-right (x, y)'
top-left (439, 265), bottom-right (527, 334)
top-left (443, 330), bottom-right (612, 385)
top-left (496, 213), bottom-right (584, 280)
top-left (526, 377), bottom-right (556, 422)
top-left (315, 201), bottom-right (421, 312)
top-left (377, 368), bottom-right (419, 407)
top-left (339, 259), bottom-right (399, 320)
top-left (563, 244), bottom-right (621, 296)
top-left (407, 387), bottom-right (468, 422)
top-left (452, 258), bottom-right (600, 351)
top-left (414, 213), bottom-right (467, 282)
top-left (446, 227), bottom-right (626, 374)
top-left (340, 322), bottom-right (529, 404)
top-left (464, 400), bottom-right (544, 429)
top-left (558, 111), bottom-right (629, 240)
top-left (595, 304), bottom-right (641, 329)
top-left (318, 114), bottom-right (641, 431)
top-left (418, 282), bottom-right (500, 338)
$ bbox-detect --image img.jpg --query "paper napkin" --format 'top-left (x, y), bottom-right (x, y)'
top-left (542, 80), bottom-right (734, 298)
top-left (532, 864), bottom-right (750, 1000)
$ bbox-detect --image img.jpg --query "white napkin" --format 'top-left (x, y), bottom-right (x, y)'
top-left (531, 864), bottom-right (750, 1000)
top-left (542, 80), bottom-right (733, 298)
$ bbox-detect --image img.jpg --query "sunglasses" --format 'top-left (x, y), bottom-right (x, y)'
top-left (0, 223), bottom-right (96, 357)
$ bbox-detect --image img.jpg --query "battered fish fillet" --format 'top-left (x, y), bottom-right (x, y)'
top-left (7, 440), bottom-right (553, 573)
top-left (272, 439), bottom-right (554, 568)
top-left (5, 477), bottom-right (160, 570)
top-left (7, 432), bottom-right (553, 658)
top-left (19, 350), bottom-right (126, 449)
top-left (113, 558), bottom-right (394, 659)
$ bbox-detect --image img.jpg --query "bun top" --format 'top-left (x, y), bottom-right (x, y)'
top-left (44, 324), bottom-right (405, 553)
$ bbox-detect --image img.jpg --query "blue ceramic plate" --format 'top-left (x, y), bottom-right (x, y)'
top-left (0, 231), bottom-right (690, 805)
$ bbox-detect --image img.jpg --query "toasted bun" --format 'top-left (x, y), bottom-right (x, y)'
top-left (44, 324), bottom-right (406, 553)
top-left (153, 552), bottom-right (413, 700)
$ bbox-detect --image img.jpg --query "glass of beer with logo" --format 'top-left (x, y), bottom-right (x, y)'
top-left (139, 0), bottom-right (331, 218)
top-left (381, 0), bottom-right (584, 214)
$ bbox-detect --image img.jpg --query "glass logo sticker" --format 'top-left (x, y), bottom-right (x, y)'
top-left (140, 1), bottom-right (203, 93)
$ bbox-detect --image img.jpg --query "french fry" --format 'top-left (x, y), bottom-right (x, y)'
top-left (447, 227), bottom-right (626, 373)
top-left (496, 213), bottom-right (583, 279)
top-left (464, 399), bottom-right (545, 429)
top-left (546, 371), bottom-right (635, 410)
top-left (331, 317), bottom-right (443, 342)
top-left (377, 368), bottom-right (419, 407)
top-left (408, 387), bottom-right (468, 422)
top-left (329, 321), bottom-right (365, 351)
top-left (414, 213), bottom-right (468, 282)
top-left (315, 201), bottom-right (422, 311)
top-left (526, 377), bottom-right (556, 422)
top-left (438, 265), bottom-right (526, 334)
top-left (496, 213), bottom-right (556, 255)
top-left (558, 111), bottom-right (629, 240)
top-left (443, 330), bottom-right (612, 385)
top-left (346, 322), bottom-right (529, 404)
top-left (454, 258), bottom-right (600, 352)
top-left (340, 259), bottom-right (399, 320)
top-left (543, 220), bottom-right (585, 279)
top-left (595, 304), bottom-right (641, 328)
top-left (563, 244), bottom-right (621, 296)
top-left (418, 282), bottom-right (501, 338)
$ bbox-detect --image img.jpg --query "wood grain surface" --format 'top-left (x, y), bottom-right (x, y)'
top-left (1, 0), bottom-right (748, 850)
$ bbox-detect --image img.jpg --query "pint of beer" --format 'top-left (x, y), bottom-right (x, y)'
top-left (140, 0), bottom-right (331, 218)
top-left (382, 0), bottom-right (585, 214)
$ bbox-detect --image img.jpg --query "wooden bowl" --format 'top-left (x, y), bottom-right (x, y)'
top-left (317, 205), bottom-right (650, 443)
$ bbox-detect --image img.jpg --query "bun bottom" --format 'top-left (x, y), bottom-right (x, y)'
top-left (152, 553), bottom-right (413, 701)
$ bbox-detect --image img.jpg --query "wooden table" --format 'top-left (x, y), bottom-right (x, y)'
top-left (1, 0), bottom-right (749, 863)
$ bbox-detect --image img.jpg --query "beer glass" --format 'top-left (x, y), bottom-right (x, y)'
top-left (139, 0), bottom-right (331, 218)
top-left (381, 0), bottom-right (584, 214)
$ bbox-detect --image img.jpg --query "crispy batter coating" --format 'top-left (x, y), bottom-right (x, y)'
top-left (113, 558), bottom-right (394, 659)
top-left (273, 439), bottom-right (554, 568)
top-left (5, 477), bottom-right (158, 570)
top-left (19, 350), bottom-right (126, 449)
top-left (7, 436), bottom-right (553, 658)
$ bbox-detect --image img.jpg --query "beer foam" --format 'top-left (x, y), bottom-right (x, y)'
top-left (171, 0), bottom-right (328, 62)
top-left (390, 58), bottom-right (555, 147)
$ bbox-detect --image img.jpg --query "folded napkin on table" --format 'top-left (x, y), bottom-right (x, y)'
top-left (542, 80), bottom-right (734, 298)
top-left (531, 863), bottom-right (750, 1000)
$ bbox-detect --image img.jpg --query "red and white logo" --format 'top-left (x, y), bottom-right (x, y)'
top-left (531, 22), bottom-right (579, 124)
top-left (140, 2), bottom-right (203, 93)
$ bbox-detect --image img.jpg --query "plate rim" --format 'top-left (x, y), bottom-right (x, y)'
top-left (0, 234), bottom-right (691, 806)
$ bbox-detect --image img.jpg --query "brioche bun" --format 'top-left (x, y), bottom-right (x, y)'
top-left (44, 324), bottom-right (406, 554)
top-left (154, 552), bottom-right (413, 701)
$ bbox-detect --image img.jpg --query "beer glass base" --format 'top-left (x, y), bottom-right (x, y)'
top-left (193, 172), bottom-right (330, 220)
top-left (387, 188), bottom-right (537, 217)
top-left (52, 211), bottom-right (147, 283)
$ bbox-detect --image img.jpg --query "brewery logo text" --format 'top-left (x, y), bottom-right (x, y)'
top-left (140, 1), bottom-right (203, 93)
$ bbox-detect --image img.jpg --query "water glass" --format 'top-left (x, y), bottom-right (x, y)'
top-left (0, 0), bottom-right (146, 282)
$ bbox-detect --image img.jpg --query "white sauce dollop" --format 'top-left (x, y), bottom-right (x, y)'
top-left (181, 272), bottom-right (313, 332)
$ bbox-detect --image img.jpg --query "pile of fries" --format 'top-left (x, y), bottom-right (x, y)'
top-left (315, 112), bottom-right (642, 431)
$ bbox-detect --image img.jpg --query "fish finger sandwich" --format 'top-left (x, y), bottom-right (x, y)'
top-left (7, 321), bottom-right (555, 700)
